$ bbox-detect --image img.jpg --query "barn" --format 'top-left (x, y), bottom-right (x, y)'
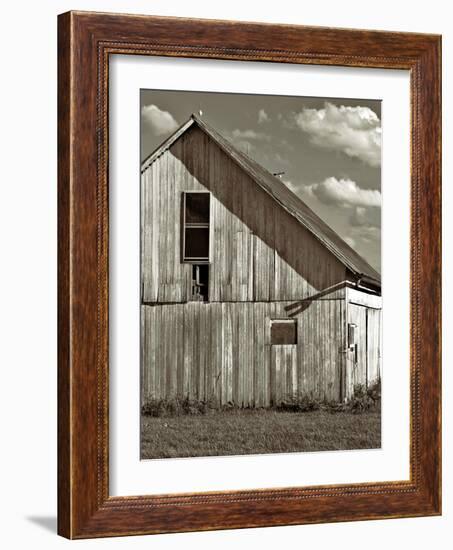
top-left (140, 113), bottom-right (382, 407)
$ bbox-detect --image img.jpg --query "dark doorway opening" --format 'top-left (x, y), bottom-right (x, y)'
top-left (190, 264), bottom-right (209, 302)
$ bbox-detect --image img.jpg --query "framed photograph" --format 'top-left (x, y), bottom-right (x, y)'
top-left (58, 11), bottom-right (441, 538)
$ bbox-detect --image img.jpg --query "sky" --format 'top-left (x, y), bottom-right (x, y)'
top-left (140, 90), bottom-right (381, 272)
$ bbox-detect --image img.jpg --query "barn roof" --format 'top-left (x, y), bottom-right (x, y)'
top-left (141, 114), bottom-right (381, 288)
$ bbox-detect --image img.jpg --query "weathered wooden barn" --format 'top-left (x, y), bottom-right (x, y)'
top-left (140, 114), bottom-right (382, 407)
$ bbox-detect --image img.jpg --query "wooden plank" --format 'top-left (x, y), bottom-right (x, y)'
top-left (328, 299), bottom-right (336, 401)
top-left (253, 237), bottom-right (261, 300)
top-left (167, 152), bottom-right (175, 299)
top-left (147, 306), bottom-right (155, 399)
top-left (163, 152), bottom-right (171, 300)
top-left (279, 346), bottom-right (289, 401)
top-left (171, 306), bottom-right (178, 397)
top-left (210, 151), bottom-right (219, 301)
top-left (174, 304), bottom-right (182, 396)
top-left (243, 303), bottom-right (249, 406)
top-left (253, 303), bottom-right (260, 406)
top-left (226, 303), bottom-right (233, 403)
top-left (309, 302), bottom-right (316, 397)
top-left (156, 156), bottom-right (165, 302)
top-left (278, 347), bottom-right (285, 403)
top-left (292, 344), bottom-right (298, 396)
top-left (265, 306), bottom-right (272, 406)
top-left (287, 346), bottom-right (294, 399)
top-left (270, 346), bottom-right (277, 404)
top-left (192, 303), bottom-right (200, 400)
top-left (183, 304), bottom-right (192, 398)
top-left (141, 169), bottom-right (146, 300)
top-left (243, 302), bottom-right (248, 405)
top-left (206, 304), bottom-right (214, 402)
top-left (153, 305), bottom-right (161, 399)
top-left (247, 303), bottom-right (254, 406)
top-left (302, 303), bottom-right (310, 397)
top-left (199, 303), bottom-right (206, 400)
top-left (232, 231), bottom-right (239, 302)
top-left (367, 308), bottom-right (381, 385)
top-left (172, 146), bottom-right (182, 302)
top-left (330, 299), bottom-right (337, 401)
top-left (236, 303), bottom-right (243, 405)
top-left (140, 306), bottom-right (147, 400)
top-left (161, 305), bottom-right (169, 398)
top-left (151, 161), bottom-right (159, 302)
top-left (212, 304), bottom-right (222, 403)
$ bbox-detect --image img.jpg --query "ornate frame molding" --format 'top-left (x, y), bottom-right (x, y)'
top-left (58, 11), bottom-right (441, 538)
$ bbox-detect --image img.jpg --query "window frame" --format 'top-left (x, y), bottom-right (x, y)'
top-left (182, 190), bottom-right (212, 264)
top-left (270, 318), bottom-right (298, 346)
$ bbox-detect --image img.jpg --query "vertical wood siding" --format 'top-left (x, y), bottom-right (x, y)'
top-left (141, 126), bottom-right (347, 303)
top-left (142, 299), bottom-right (346, 406)
top-left (366, 307), bottom-right (381, 385)
top-left (141, 126), bottom-right (381, 406)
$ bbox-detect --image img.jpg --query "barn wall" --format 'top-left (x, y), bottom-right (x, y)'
top-left (141, 126), bottom-right (348, 303)
top-left (141, 298), bottom-right (345, 406)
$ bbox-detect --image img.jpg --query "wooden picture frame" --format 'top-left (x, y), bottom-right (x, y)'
top-left (58, 10), bottom-right (441, 539)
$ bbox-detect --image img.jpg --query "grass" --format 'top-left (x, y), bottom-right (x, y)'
top-left (140, 408), bottom-right (381, 459)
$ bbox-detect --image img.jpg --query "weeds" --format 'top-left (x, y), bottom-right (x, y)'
top-left (331, 379), bottom-right (381, 414)
top-left (142, 380), bottom-right (381, 418)
top-left (366, 378), bottom-right (381, 403)
top-left (275, 392), bottom-right (321, 413)
top-left (142, 396), bottom-right (221, 417)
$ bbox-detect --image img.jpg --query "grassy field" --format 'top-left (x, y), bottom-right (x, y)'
top-left (141, 409), bottom-right (381, 459)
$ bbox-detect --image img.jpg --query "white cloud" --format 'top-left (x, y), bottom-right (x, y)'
top-left (349, 206), bottom-right (381, 244)
top-left (350, 205), bottom-right (381, 228)
top-left (283, 178), bottom-right (380, 254)
top-left (307, 177), bottom-right (381, 208)
top-left (231, 128), bottom-right (270, 141)
top-left (353, 224), bottom-right (380, 243)
top-left (258, 109), bottom-right (270, 123)
top-left (295, 102), bottom-right (381, 167)
top-left (141, 104), bottom-right (178, 135)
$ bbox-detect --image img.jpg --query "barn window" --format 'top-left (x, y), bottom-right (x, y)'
top-left (183, 192), bottom-right (210, 262)
top-left (271, 319), bottom-right (297, 345)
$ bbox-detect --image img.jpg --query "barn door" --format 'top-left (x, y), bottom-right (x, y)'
top-left (270, 346), bottom-right (298, 405)
top-left (346, 303), bottom-right (367, 398)
top-left (346, 304), bottom-right (382, 399)
top-left (269, 319), bottom-right (298, 405)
